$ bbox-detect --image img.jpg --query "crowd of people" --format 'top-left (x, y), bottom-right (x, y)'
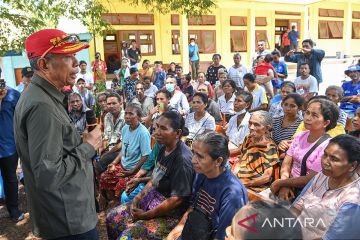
top-left (1, 28), bottom-right (360, 240)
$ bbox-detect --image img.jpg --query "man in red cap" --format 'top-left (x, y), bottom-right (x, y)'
top-left (14, 29), bottom-right (102, 240)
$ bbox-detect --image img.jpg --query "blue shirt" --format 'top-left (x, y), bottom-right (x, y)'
top-left (340, 80), bottom-right (360, 114)
top-left (153, 70), bottom-right (166, 90)
top-left (121, 123), bottom-right (151, 170)
top-left (288, 30), bottom-right (299, 43)
top-left (0, 87), bottom-right (20, 158)
top-left (189, 44), bottom-right (199, 62)
top-left (191, 169), bottom-right (248, 239)
top-left (285, 49), bottom-right (325, 83)
top-left (271, 61), bottom-right (288, 81)
top-left (16, 83), bottom-right (25, 93)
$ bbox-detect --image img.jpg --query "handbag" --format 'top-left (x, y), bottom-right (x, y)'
top-left (181, 178), bottom-right (215, 240)
top-left (185, 116), bottom-right (210, 148)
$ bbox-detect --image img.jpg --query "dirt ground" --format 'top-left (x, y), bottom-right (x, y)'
top-left (0, 185), bottom-right (108, 240)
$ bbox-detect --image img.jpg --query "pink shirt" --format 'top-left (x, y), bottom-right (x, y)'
top-left (293, 172), bottom-right (360, 239)
top-left (287, 131), bottom-right (330, 177)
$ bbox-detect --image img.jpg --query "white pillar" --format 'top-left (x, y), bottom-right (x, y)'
top-left (303, 6), bottom-right (310, 39)
top-left (179, 14), bottom-right (189, 73)
top-left (247, 7), bottom-right (256, 67)
top-left (344, 0), bottom-right (352, 58)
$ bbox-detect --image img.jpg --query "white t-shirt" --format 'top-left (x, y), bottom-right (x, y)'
top-left (294, 75), bottom-right (318, 95)
top-left (185, 112), bottom-right (216, 139)
top-left (76, 72), bottom-right (94, 86)
top-left (226, 112), bottom-right (251, 147)
top-left (144, 84), bottom-right (158, 99)
top-left (218, 94), bottom-right (236, 115)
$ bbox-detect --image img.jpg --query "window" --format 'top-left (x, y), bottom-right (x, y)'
top-left (171, 14), bottom-right (180, 25)
top-left (255, 30), bottom-right (270, 49)
top-left (230, 30), bottom-right (247, 52)
top-left (119, 30), bottom-right (156, 55)
top-left (230, 16), bottom-right (247, 26)
top-left (105, 34), bottom-right (116, 41)
top-left (172, 30), bottom-right (180, 54)
top-left (352, 22), bottom-right (360, 39)
top-left (188, 30), bottom-right (216, 53)
top-left (319, 9), bottom-right (344, 18)
top-left (255, 17), bottom-right (267, 26)
top-left (318, 21), bottom-right (343, 39)
top-left (188, 15), bottom-right (216, 25)
top-left (102, 13), bottom-right (154, 25)
top-left (353, 11), bottom-right (360, 19)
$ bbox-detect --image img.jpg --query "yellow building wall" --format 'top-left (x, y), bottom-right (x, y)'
top-left (94, 0), bottom-right (358, 69)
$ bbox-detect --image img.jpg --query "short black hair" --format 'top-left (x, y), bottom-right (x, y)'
top-left (300, 62), bottom-right (310, 68)
top-left (160, 111), bottom-right (189, 136)
top-left (185, 73), bottom-right (191, 83)
top-left (97, 91), bottom-right (109, 101)
top-left (243, 73), bottom-right (256, 83)
top-left (170, 62), bottom-right (176, 65)
top-left (302, 39), bottom-right (314, 47)
top-left (282, 93), bottom-right (304, 108)
top-left (292, 25), bottom-right (296, 30)
top-left (130, 67), bottom-right (138, 75)
top-left (106, 92), bottom-right (123, 103)
top-left (154, 60), bottom-right (162, 65)
top-left (76, 78), bottom-right (85, 83)
top-left (190, 38), bottom-right (196, 42)
top-left (142, 59), bottom-right (150, 66)
top-left (175, 65), bottom-right (182, 70)
top-left (212, 54), bottom-right (221, 60)
top-left (131, 39), bottom-right (136, 43)
top-left (307, 98), bottom-right (339, 131)
top-left (156, 89), bottom-right (172, 100)
top-left (193, 92), bottom-right (209, 106)
top-left (143, 76), bottom-right (151, 81)
top-left (79, 60), bottom-right (87, 65)
top-left (329, 134), bottom-right (360, 164)
top-left (271, 49), bottom-right (281, 57)
top-left (264, 54), bottom-right (273, 63)
top-left (222, 79), bottom-right (236, 90)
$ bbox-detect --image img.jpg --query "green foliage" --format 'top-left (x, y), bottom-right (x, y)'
top-left (122, 0), bottom-right (216, 17)
top-left (0, 0), bottom-right (111, 55)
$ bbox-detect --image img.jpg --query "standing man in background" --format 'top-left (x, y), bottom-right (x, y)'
top-left (15, 29), bottom-right (102, 239)
top-left (16, 67), bottom-right (34, 93)
top-left (189, 38), bottom-right (200, 80)
top-left (288, 25), bottom-right (299, 51)
top-left (127, 40), bottom-right (141, 70)
top-left (0, 79), bottom-right (23, 221)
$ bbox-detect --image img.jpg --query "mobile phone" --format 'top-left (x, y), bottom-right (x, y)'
top-left (158, 103), bottom-right (165, 112)
top-left (0, 79), bottom-right (5, 92)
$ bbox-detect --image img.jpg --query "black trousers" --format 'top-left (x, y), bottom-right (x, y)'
top-left (94, 150), bottom-right (120, 174)
top-left (0, 153), bottom-right (19, 212)
top-left (48, 228), bottom-right (99, 240)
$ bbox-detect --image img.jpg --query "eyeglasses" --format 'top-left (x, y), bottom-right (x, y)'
top-left (40, 35), bottom-right (81, 58)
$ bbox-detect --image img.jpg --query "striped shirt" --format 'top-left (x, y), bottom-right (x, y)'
top-left (236, 136), bottom-right (280, 192)
top-left (272, 115), bottom-right (303, 145)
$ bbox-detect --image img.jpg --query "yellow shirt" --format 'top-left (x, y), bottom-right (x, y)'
top-left (139, 68), bottom-right (153, 80)
top-left (293, 122), bottom-right (345, 138)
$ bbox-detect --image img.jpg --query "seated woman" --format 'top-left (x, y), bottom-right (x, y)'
top-left (99, 103), bottom-right (151, 202)
top-left (144, 89), bottom-right (176, 129)
top-left (166, 76), bottom-right (190, 115)
top-left (273, 93), bottom-right (304, 152)
top-left (193, 72), bottom-right (214, 99)
top-left (271, 98), bottom-right (339, 202)
top-left (325, 85), bottom-right (347, 127)
top-left (350, 106), bottom-right (360, 138)
top-left (291, 135), bottom-right (360, 240)
top-left (225, 201), bottom-right (302, 240)
top-left (106, 111), bottom-right (194, 240)
top-left (233, 111), bottom-right (280, 193)
top-left (269, 81), bottom-right (296, 118)
top-left (218, 80), bottom-right (237, 123)
top-left (185, 92), bottom-right (216, 145)
top-left (226, 90), bottom-right (253, 154)
top-left (197, 83), bottom-right (222, 124)
top-left (167, 132), bottom-right (248, 240)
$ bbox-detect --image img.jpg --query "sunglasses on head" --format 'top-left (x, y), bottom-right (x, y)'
top-left (41, 35), bottom-right (81, 58)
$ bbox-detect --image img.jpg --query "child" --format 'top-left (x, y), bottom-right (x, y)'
top-left (254, 54), bottom-right (277, 98)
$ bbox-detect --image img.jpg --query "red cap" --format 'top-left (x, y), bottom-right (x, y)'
top-left (25, 29), bottom-right (89, 59)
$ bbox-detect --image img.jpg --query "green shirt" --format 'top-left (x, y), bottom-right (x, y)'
top-left (14, 74), bottom-right (97, 239)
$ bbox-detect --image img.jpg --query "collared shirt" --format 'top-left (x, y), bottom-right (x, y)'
top-left (78, 89), bottom-right (95, 109)
top-left (340, 80), bottom-right (360, 115)
top-left (0, 87), bottom-right (20, 158)
top-left (285, 49), bottom-right (325, 83)
top-left (153, 70), bottom-right (166, 89)
top-left (144, 83), bottom-right (158, 99)
top-left (226, 112), bottom-right (251, 147)
top-left (104, 111), bottom-right (125, 149)
top-left (218, 94), bottom-right (236, 115)
top-left (131, 96), bottom-right (154, 117)
top-left (169, 90), bottom-right (190, 114)
top-left (68, 106), bottom-right (96, 135)
top-left (14, 75), bottom-right (97, 239)
top-left (124, 77), bottom-right (139, 102)
top-left (245, 84), bottom-right (268, 110)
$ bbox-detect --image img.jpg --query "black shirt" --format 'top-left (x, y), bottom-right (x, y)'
top-left (127, 48), bottom-right (141, 66)
top-left (152, 141), bottom-right (194, 216)
top-left (206, 65), bottom-right (227, 85)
